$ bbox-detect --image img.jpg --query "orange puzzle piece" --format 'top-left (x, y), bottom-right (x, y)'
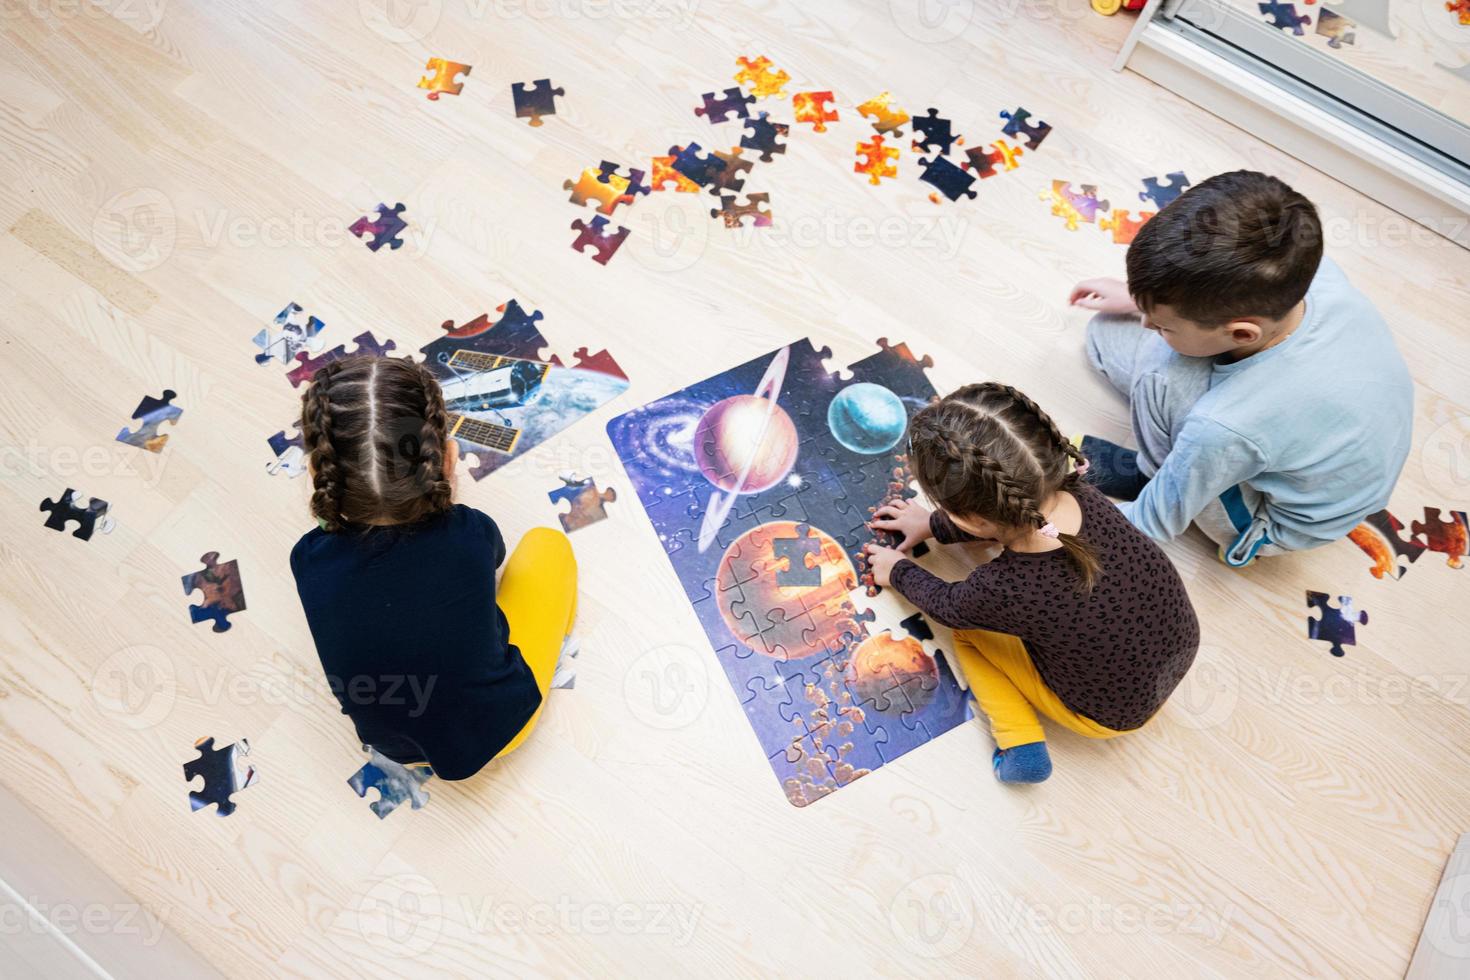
top-left (792, 91), bottom-right (839, 132)
top-left (854, 135), bottom-right (899, 185)
top-left (734, 55), bottom-right (790, 98)
top-left (417, 58), bottom-right (471, 100)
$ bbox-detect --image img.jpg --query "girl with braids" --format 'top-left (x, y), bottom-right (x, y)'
top-left (290, 356), bottom-right (577, 781)
top-left (862, 383), bottom-right (1198, 784)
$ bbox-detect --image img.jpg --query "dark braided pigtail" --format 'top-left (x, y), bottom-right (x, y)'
top-left (412, 361), bottom-right (454, 516)
top-left (303, 360), bottom-right (349, 532)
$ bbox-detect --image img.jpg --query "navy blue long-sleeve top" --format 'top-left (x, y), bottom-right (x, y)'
top-left (290, 504), bottom-right (539, 780)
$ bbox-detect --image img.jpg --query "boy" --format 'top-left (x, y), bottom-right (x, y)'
top-left (1069, 170), bottom-right (1413, 566)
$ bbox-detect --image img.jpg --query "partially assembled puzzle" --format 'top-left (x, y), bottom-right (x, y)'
top-left (608, 339), bottom-right (972, 806)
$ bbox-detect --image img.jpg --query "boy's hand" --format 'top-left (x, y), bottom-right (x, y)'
top-left (870, 498), bottom-right (934, 552)
top-left (861, 543), bottom-right (906, 590)
top-left (1069, 277), bottom-right (1139, 316)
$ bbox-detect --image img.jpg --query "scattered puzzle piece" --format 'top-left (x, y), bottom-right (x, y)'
top-left (919, 155), bottom-right (976, 203)
top-left (266, 422), bottom-right (306, 478)
top-left (1260, 0), bottom-right (1312, 33)
top-left (1450, 0), bottom-right (1470, 25)
top-left (1411, 507), bottom-right (1469, 569)
top-left (854, 135), bottom-right (899, 185)
top-left (1040, 186), bottom-right (1085, 230)
top-left (734, 55), bottom-right (790, 98)
top-left (792, 91), bottom-right (839, 132)
top-left (696, 87), bottom-right (755, 123)
top-left (1057, 181), bottom-right (1109, 221)
top-left (549, 475), bottom-right (617, 531)
top-left (708, 147), bottom-right (755, 195)
top-left (1139, 172), bottom-right (1191, 209)
top-left (254, 302), bottom-right (325, 365)
top-left (961, 140), bottom-right (1023, 178)
top-left (1306, 590), bottom-right (1366, 657)
top-left (181, 551), bottom-right (246, 633)
top-left (184, 737), bottom-right (256, 816)
top-left (349, 202), bottom-right (407, 251)
top-left (39, 488), bottom-right (114, 539)
top-left (570, 216), bottom-right (630, 265)
top-left (740, 112), bottom-right (789, 162)
top-left (417, 57), bottom-right (470, 100)
top-left (116, 388), bottom-right (182, 453)
top-left (710, 192), bottom-right (773, 228)
top-left (910, 108), bottom-right (958, 155)
top-left (564, 163), bottom-right (635, 215)
top-left (348, 747), bottom-right (432, 820)
top-left (669, 143), bottom-right (729, 187)
top-left (999, 107), bottom-right (1052, 150)
top-left (512, 79), bottom-right (564, 125)
top-left (552, 635), bottom-right (579, 690)
top-left (1316, 7), bottom-right (1357, 46)
top-left (1098, 208), bottom-right (1154, 245)
top-left (1348, 508), bottom-right (1426, 579)
top-left (651, 151), bottom-right (702, 192)
top-left (601, 161), bottom-right (651, 199)
top-left (285, 331), bottom-right (398, 387)
top-left (856, 91), bottom-right (910, 137)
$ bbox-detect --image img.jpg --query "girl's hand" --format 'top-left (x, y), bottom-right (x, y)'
top-left (861, 543), bottom-right (906, 590)
top-left (1068, 277), bottom-right (1140, 316)
top-left (870, 498), bottom-right (934, 552)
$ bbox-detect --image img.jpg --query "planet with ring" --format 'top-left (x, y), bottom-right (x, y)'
top-left (827, 382), bottom-right (907, 455)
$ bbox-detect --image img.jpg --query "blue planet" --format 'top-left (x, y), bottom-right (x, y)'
top-left (827, 382), bottom-right (907, 454)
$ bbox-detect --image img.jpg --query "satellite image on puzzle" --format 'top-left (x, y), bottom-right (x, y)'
top-left (608, 338), bottom-right (972, 806)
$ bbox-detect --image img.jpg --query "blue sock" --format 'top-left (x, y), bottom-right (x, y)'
top-left (992, 742), bottom-right (1052, 784)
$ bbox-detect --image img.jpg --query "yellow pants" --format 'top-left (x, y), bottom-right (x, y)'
top-left (950, 628), bottom-right (1124, 750)
top-left (493, 527), bottom-right (578, 758)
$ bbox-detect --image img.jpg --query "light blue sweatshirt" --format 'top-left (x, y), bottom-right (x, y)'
top-left (1122, 258), bottom-right (1414, 552)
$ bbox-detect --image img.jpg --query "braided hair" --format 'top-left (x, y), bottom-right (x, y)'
top-left (907, 382), bottom-right (1100, 591)
top-left (300, 355), bottom-right (455, 531)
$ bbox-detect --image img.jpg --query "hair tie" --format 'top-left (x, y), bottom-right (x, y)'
top-left (1038, 523), bottom-right (1060, 539)
top-left (1075, 457), bottom-right (1090, 476)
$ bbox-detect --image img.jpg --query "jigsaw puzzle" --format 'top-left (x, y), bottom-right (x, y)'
top-left (181, 551), bottom-right (246, 633)
top-left (1306, 590), bottom-right (1367, 657)
top-left (961, 140), bottom-right (1023, 178)
top-left (1315, 8), bottom-right (1357, 47)
top-left (708, 147), bottom-right (755, 195)
top-left (695, 87), bottom-right (755, 123)
top-left (417, 57), bottom-right (470, 100)
top-left (266, 421), bottom-right (306, 478)
top-left (792, 91), bottom-right (839, 132)
top-left (39, 488), bottom-right (114, 539)
top-left (710, 192), bottom-right (773, 228)
top-left (854, 457), bottom-right (921, 595)
top-left (1451, 0), bottom-right (1470, 25)
top-left (734, 55), bottom-right (790, 98)
top-left (349, 202), bottom-right (407, 251)
top-left (512, 79), bottom-right (564, 126)
top-left (607, 338), bottom-right (971, 806)
top-left (668, 143), bottom-right (729, 187)
top-left (285, 332), bottom-right (398, 387)
top-left (856, 91), bottom-right (910, 137)
top-left (1348, 508), bottom-right (1426, 579)
top-left (854, 135), bottom-right (899, 184)
top-left (549, 475), bottom-right (617, 532)
top-left (116, 388), bottom-right (182, 452)
top-left (1259, 0), bottom-right (1312, 34)
top-left (919, 155), bottom-right (976, 203)
top-left (1411, 507), bottom-right (1469, 569)
top-left (348, 747), bottom-right (432, 820)
top-left (1098, 208), bottom-right (1154, 245)
top-left (1139, 172), bottom-right (1191, 210)
top-left (183, 737), bottom-right (256, 816)
top-left (254, 302), bottom-right (325, 365)
top-left (739, 113), bottom-right (789, 162)
top-left (564, 163), bottom-right (636, 215)
top-left (910, 108), bottom-right (958, 155)
top-left (999, 107), bottom-right (1052, 150)
top-left (570, 215), bottom-right (630, 265)
top-left (651, 151), bottom-right (702, 192)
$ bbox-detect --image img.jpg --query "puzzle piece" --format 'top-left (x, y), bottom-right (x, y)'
top-left (1040, 186), bottom-right (1085, 231)
top-left (569, 216), bottom-right (630, 265)
top-left (1098, 208), bottom-right (1154, 245)
top-left (856, 91), bottom-right (910, 137)
top-left (707, 147), bottom-right (755, 195)
top-left (551, 635), bottom-right (578, 690)
top-left (511, 79), bottom-right (564, 126)
top-left (1055, 181), bottom-right (1109, 222)
top-left (564, 163), bottom-right (635, 215)
top-left (695, 87), bottom-right (755, 123)
top-left (1139, 172), bottom-right (1191, 210)
top-left (734, 55), bottom-right (790, 98)
top-left (348, 747), bottom-right (432, 820)
top-left (999, 107), bottom-right (1052, 150)
top-left (266, 421), bottom-right (306, 478)
top-left (1306, 590), bottom-right (1367, 657)
top-left (710, 192), bottom-right (773, 228)
top-left (1316, 7), bottom-right (1357, 46)
top-left (668, 143), bottom-right (729, 187)
top-left (600, 160), bottom-right (651, 199)
top-left (854, 135), bottom-right (899, 185)
top-left (549, 475), bottom-right (617, 531)
top-left (417, 57), bottom-right (470, 100)
top-left (181, 551), bottom-right (246, 633)
top-left (39, 488), bottom-right (114, 539)
top-left (349, 202), bottom-right (407, 251)
top-left (1451, 0), bottom-right (1470, 25)
top-left (739, 112), bottom-right (789, 163)
top-left (792, 90), bottom-right (838, 132)
top-left (919, 155), bottom-right (976, 203)
top-left (1411, 507), bottom-right (1469, 569)
top-left (116, 388), bottom-right (182, 452)
top-left (650, 150), bottom-right (702, 192)
top-left (1348, 508), bottom-right (1426, 579)
top-left (961, 139), bottom-right (1023, 178)
top-left (1259, 0), bottom-right (1312, 33)
top-left (420, 302), bottom-right (551, 372)
top-left (183, 737), bottom-right (256, 817)
top-left (286, 332), bottom-right (398, 386)
top-left (773, 526), bottom-right (823, 587)
top-left (910, 108), bottom-right (959, 156)
top-left (254, 302), bottom-right (325, 365)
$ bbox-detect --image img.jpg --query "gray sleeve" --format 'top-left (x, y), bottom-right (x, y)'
top-left (1122, 417), bottom-right (1269, 541)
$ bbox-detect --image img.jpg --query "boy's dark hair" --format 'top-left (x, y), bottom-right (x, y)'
top-left (300, 355), bottom-right (454, 531)
top-left (1127, 171), bottom-right (1324, 326)
top-left (907, 383), bottom-right (1100, 592)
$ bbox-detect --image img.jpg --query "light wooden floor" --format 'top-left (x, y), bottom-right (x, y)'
top-left (2, 2), bottom-right (1469, 976)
